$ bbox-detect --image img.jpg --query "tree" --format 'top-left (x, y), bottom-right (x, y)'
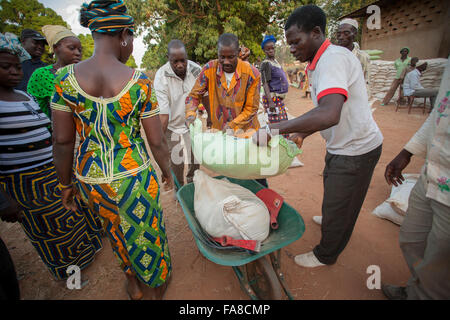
top-left (320, 0), bottom-right (373, 43)
top-left (126, 0), bottom-right (317, 71)
top-left (0, 0), bottom-right (68, 35)
top-left (126, 54), bottom-right (138, 68)
top-left (78, 33), bottom-right (138, 68)
top-left (128, 0), bottom-right (373, 71)
top-left (0, 0), bottom-right (68, 63)
top-left (78, 34), bottom-right (95, 61)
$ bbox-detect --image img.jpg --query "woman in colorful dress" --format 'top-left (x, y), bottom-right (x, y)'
top-left (27, 25), bottom-right (82, 119)
top-left (51, 0), bottom-right (173, 300)
top-left (260, 35), bottom-right (290, 138)
top-left (0, 32), bottom-right (102, 281)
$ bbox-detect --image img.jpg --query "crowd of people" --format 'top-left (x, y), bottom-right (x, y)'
top-left (0, 0), bottom-right (448, 301)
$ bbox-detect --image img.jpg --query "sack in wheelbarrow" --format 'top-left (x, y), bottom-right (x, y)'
top-left (193, 170), bottom-right (270, 244)
top-left (190, 118), bottom-right (302, 179)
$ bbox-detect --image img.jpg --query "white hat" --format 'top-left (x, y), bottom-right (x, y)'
top-left (339, 18), bottom-right (358, 30)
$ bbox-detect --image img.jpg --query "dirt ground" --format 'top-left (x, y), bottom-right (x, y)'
top-left (0, 86), bottom-right (428, 300)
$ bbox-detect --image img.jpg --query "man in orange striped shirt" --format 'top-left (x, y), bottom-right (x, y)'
top-left (185, 33), bottom-right (260, 138)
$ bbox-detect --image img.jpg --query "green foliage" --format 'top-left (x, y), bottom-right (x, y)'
top-left (127, 0), bottom-right (374, 71)
top-left (126, 0), bottom-right (315, 71)
top-left (0, 0), bottom-right (69, 64)
top-left (77, 33), bottom-right (138, 68)
top-left (126, 54), bottom-right (138, 68)
top-left (78, 34), bottom-right (95, 61)
top-left (320, 0), bottom-right (373, 42)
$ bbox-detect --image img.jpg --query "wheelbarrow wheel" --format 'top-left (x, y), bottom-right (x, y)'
top-left (245, 256), bottom-right (283, 300)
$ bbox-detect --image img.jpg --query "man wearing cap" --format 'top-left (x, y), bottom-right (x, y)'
top-left (16, 29), bottom-right (47, 92)
top-left (382, 47), bottom-right (411, 105)
top-left (336, 18), bottom-right (371, 97)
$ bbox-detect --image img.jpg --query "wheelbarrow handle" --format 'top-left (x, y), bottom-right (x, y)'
top-left (270, 198), bottom-right (282, 229)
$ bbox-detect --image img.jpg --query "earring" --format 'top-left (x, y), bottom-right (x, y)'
top-left (121, 41), bottom-right (127, 47)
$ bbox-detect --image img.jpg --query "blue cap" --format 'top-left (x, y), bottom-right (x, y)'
top-left (261, 35), bottom-right (276, 50)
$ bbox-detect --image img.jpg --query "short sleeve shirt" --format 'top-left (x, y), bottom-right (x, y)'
top-left (154, 61), bottom-right (201, 134)
top-left (307, 40), bottom-right (383, 156)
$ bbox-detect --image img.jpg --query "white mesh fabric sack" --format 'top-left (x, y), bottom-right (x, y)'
top-left (190, 119), bottom-right (302, 179)
top-left (193, 170), bottom-right (270, 241)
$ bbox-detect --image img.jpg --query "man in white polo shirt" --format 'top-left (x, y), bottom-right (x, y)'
top-left (253, 5), bottom-right (383, 267)
top-left (154, 40), bottom-right (201, 187)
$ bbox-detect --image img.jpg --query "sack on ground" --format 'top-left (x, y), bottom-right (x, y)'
top-left (371, 173), bottom-right (419, 225)
top-left (386, 174), bottom-right (419, 215)
top-left (193, 170), bottom-right (270, 241)
top-left (190, 118), bottom-right (302, 179)
top-left (372, 202), bottom-right (404, 225)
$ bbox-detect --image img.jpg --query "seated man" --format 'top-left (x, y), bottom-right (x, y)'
top-left (403, 62), bottom-right (439, 108)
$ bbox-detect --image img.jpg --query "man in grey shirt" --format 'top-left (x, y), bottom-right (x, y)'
top-left (154, 40), bottom-right (201, 187)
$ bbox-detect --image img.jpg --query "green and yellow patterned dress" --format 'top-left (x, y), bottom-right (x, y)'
top-left (51, 64), bottom-right (171, 287)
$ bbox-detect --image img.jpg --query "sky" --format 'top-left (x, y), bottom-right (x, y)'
top-left (38, 0), bottom-right (147, 68)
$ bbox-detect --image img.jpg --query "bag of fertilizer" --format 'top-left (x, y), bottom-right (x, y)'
top-left (372, 202), bottom-right (404, 226)
top-left (190, 118), bottom-right (302, 179)
top-left (386, 174), bottom-right (419, 215)
top-left (371, 174), bottom-right (419, 225)
top-left (364, 49), bottom-right (384, 56)
top-left (193, 170), bottom-right (270, 241)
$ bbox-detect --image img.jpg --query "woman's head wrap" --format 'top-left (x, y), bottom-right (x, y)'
top-left (0, 32), bottom-right (31, 62)
top-left (261, 35), bottom-right (276, 50)
top-left (80, 0), bottom-right (135, 34)
top-left (41, 25), bottom-right (78, 53)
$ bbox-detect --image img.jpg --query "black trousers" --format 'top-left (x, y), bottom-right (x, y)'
top-left (0, 237), bottom-right (20, 300)
top-left (313, 145), bottom-right (382, 265)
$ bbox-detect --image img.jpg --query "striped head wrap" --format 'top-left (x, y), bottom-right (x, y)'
top-left (80, 0), bottom-right (135, 34)
top-left (0, 32), bottom-right (31, 62)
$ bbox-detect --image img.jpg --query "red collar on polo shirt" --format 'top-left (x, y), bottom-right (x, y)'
top-left (306, 39), bottom-right (331, 72)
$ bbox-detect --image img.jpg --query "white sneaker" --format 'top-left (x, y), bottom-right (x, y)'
top-left (312, 216), bottom-right (322, 225)
top-left (294, 251), bottom-right (325, 268)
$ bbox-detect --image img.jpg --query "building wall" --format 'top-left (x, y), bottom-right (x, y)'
top-left (360, 0), bottom-right (449, 60)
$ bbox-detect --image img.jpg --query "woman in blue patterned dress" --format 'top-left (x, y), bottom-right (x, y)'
top-left (51, 1), bottom-right (173, 300)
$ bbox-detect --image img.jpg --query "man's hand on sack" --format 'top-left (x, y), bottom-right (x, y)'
top-left (185, 116), bottom-right (195, 129)
top-left (252, 127), bottom-right (272, 146)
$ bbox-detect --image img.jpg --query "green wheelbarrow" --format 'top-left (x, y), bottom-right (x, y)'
top-left (176, 176), bottom-right (305, 300)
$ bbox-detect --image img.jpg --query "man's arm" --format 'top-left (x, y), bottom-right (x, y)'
top-left (271, 93), bottom-right (345, 134)
top-left (153, 70), bottom-right (170, 133)
top-left (408, 70), bottom-right (423, 91)
top-left (186, 64), bottom-right (210, 125)
top-left (384, 110), bottom-right (434, 186)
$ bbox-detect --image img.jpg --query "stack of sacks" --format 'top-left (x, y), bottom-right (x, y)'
top-left (363, 49), bottom-right (383, 60)
top-left (369, 58), bottom-right (447, 104)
